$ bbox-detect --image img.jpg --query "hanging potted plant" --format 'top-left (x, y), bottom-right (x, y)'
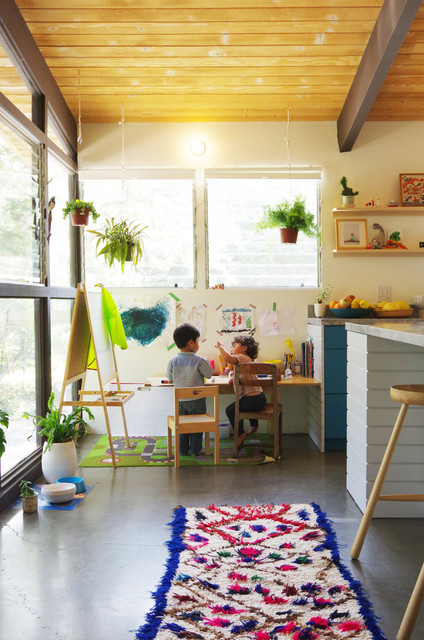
top-left (88, 217), bottom-right (147, 273)
top-left (62, 199), bottom-right (100, 226)
top-left (314, 284), bottom-right (334, 318)
top-left (24, 393), bottom-right (94, 483)
top-left (0, 408), bottom-right (9, 487)
top-left (19, 480), bottom-right (38, 514)
top-left (340, 176), bottom-right (359, 208)
top-left (256, 195), bottom-right (320, 244)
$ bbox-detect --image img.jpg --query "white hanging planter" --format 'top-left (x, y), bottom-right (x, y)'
top-left (42, 440), bottom-right (78, 483)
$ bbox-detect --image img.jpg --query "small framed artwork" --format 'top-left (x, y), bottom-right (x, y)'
top-left (335, 218), bottom-right (368, 250)
top-left (399, 173), bottom-right (424, 206)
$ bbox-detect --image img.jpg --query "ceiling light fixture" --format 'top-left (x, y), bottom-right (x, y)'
top-left (190, 139), bottom-right (206, 156)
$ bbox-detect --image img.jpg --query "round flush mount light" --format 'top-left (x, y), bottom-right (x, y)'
top-left (190, 139), bottom-right (207, 156)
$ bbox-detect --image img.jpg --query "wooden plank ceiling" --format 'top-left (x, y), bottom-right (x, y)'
top-left (4, 0), bottom-right (424, 124)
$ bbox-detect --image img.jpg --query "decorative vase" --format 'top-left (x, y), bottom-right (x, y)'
top-left (70, 207), bottom-right (90, 226)
top-left (314, 303), bottom-right (327, 318)
top-left (280, 228), bottom-right (298, 244)
top-left (42, 440), bottom-right (78, 483)
top-left (22, 493), bottom-right (38, 513)
top-left (342, 195), bottom-right (355, 208)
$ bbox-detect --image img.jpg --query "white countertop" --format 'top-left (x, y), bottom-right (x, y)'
top-left (345, 319), bottom-right (424, 347)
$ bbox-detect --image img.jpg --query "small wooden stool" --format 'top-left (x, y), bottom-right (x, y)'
top-left (350, 384), bottom-right (424, 640)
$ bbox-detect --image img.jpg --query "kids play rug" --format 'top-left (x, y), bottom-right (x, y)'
top-left (80, 434), bottom-right (276, 468)
top-left (135, 503), bottom-right (387, 640)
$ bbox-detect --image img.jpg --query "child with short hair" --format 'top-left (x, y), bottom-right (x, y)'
top-left (216, 335), bottom-right (266, 450)
top-left (166, 323), bottom-right (214, 456)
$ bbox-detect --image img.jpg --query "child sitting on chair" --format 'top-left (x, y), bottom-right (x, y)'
top-left (216, 335), bottom-right (266, 451)
top-left (167, 323), bottom-right (214, 457)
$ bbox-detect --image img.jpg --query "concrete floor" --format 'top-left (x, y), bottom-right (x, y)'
top-left (0, 434), bottom-right (423, 640)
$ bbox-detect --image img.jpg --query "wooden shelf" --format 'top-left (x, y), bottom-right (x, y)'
top-left (333, 207), bottom-right (424, 216)
top-left (333, 249), bottom-right (424, 257)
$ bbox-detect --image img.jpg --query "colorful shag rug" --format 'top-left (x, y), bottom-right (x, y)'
top-left (80, 434), bottom-right (276, 468)
top-left (135, 503), bottom-right (387, 640)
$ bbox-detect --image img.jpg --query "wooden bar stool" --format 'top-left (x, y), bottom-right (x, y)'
top-left (350, 384), bottom-right (424, 640)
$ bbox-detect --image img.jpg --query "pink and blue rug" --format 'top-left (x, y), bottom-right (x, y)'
top-left (136, 503), bottom-right (386, 640)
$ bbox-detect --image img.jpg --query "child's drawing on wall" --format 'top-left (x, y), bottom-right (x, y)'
top-left (112, 291), bottom-right (175, 347)
top-left (176, 305), bottom-right (206, 340)
top-left (219, 307), bottom-right (255, 335)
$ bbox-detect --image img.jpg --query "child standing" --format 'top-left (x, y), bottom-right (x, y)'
top-left (167, 323), bottom-right (214, 456)
top-left (216, 335), bottom-right (266, 450)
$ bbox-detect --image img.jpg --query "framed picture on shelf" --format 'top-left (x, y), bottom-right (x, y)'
top-left (399, 173), bottom-right (424, 206)
top-left (335, 218), bottom-right (368, 250)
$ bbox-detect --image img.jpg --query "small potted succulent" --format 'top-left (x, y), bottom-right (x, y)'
top-left (88, 217), bottom-right (147, 272)
top-left (256, 196), bottom-right (319, 244)
top-left (20, 480), bottom-right (38, 513)
top-left (314, 284), bottom-right (334, 318)
top-left (340, 177), bottom-right (359, 208)
top-left (62, 199), bottom-right (100, 226)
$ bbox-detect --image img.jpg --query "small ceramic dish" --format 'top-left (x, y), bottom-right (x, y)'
top-left (41, 482), bottom-right (76, 504)
top-left (57, 476), bottom-right (86, 493)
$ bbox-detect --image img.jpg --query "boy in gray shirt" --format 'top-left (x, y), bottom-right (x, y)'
top-left (166, 323), bottom-right (214, 456)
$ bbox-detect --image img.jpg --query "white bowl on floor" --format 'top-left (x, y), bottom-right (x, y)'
top-left (41, 482), bottom-right (76, 504)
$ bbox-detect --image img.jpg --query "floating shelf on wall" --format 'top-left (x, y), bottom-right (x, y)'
top-left (333, 207), bottom-right (424, 216)
top-left (333, 249), bottom-right (424, 257)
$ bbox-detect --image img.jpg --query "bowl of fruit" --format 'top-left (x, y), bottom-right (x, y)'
top-left (329, 295), bottom-right (373, 318)
top-left (373, 301), bottom-right (413, 318)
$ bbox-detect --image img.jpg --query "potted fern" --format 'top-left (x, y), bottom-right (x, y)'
top-left (0, 409), bottom-right (9, 487)
top-left (88, 217), bottom-right (147, 273)
top-left (256, 196), bottom-right (319, 244)
top-left (62, 199), bottom-right (100, 226)
top-left (314, 284), bottom-right (334, 318)
top-left (24, 393), bottom-right (94, 483)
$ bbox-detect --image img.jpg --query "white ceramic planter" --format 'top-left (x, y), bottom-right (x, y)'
top-left (342, 195), bottom-right (355, 207)
top-left (314, 303), bottom-right (327, 318)
top-left (42, 440), bottom-right (78, 483)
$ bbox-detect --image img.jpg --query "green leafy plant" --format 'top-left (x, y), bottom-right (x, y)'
top-left (0, 409), bottom-right (9, 458)
top-left (317, 284), bottom-right (334, 304)
top-left (88, 217), bottom-right (148, 273)
top-left (62, 199), bottom-right (100, 222)
top-left (340, 176), bottom-right (359, 196)
top-left (19, 480), bottom-right (35, 498)
top-left (24, 392), bottom-right (94, 451)
top-left (256, 195), bottom-right (320, 238)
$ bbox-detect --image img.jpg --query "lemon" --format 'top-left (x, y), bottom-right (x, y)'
top-left (396, 301), bottom-right (411, 310)
top-left (377, 301), bottom-right (386, 308)
top-left (383, 302), bottom-right (398, 310)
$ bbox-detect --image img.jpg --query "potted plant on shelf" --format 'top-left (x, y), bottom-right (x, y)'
top-left (19, 480), bottom-right (38, 513)
top-left (62, 199), bottom-right (100, 226)
top-left (88, 217), bottom-right (148, 272)
top-left (314, 284), bottom-right (334, 318)
top-left (256, 195), bottom-right (319, 244)
top-left (340, 176), bottom-right (359, 208)
top-left (24, 392), bottom-right (94, 483)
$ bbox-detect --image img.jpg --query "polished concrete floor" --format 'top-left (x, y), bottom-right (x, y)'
top-left (0, 434), bottom-right (423, 640)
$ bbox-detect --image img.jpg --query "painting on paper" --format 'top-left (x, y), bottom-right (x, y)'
top-left (111, 290), bottom-right (175, 347)
top-left (399, 174), bottom-right (424, 206)
top-left (176, 305), bottom-right (206, 341)
top-left (219, 307), bottom-right (255, 335)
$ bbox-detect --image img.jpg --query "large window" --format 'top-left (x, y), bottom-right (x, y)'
top-left (0, 118), bottom-right (42, 284)
top-left (207, 171), bottom-right (321, 288)
top-left (82, 178), bottom-right (195, 288)
top-left (48, 154), bottom-right (74, 287)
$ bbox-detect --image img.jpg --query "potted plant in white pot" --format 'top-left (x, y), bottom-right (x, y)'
top-left (88, 217), bottom-right (147, 272)
top-left (24, 393), bottom-right (94, 483)
top-left (340, 176), bottom-right (359, 208)
top-left (19, 480), bottom-right (38, 513)
top-left (0, 408), bottom-right (9, 487)
top-left (62, 199), bottom-right (100, 227)
top-left (314, 284), bottom-right (334, 318)
top-left (256, 195), bottom-right (320, 244)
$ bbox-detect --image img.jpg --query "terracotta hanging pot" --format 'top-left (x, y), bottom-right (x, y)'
top-left (70, 207), bottom-right (90, 226)
top-left (280, 228), bottom-right (298, 244)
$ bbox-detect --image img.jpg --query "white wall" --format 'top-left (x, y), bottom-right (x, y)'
top-left (79, 121), bottom-right (424, 435)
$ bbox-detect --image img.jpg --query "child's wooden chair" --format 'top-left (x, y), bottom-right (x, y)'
top-left (233, 362), bottom-right (282, 459)
top-left (167, 386), bottom-right (220, 468)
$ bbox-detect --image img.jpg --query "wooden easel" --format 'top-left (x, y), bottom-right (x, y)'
top-left (59, 283), bottom-right (134, 468)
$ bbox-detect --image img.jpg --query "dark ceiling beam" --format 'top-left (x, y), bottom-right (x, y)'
top-left (0, 0), bottom-right (77, 156)
top-left (337, 0), bottom-right (423, 153)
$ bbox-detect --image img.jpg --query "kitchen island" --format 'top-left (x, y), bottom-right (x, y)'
top-left (345, 319), bottom-right (424, 517)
